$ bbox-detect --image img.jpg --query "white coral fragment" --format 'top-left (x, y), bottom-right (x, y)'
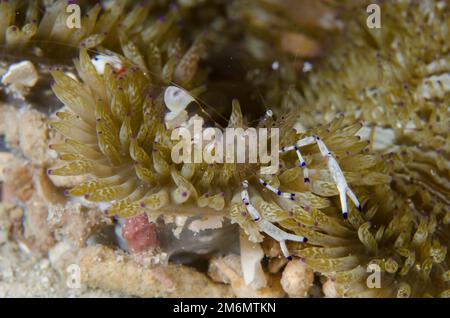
top-left (1, 61), bottom-right (38, 87)
top-left (188, 216), bottom-right (224, 233)
top-left (2, 61), bottom-right (39, 98)
top-left (239, 231), bottom-right (267, 290)
top-left (280, 260), bottom-right (314, 298)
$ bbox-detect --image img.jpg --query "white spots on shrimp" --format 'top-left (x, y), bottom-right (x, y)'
top-left (164, 86), bottom-right (196, 129)
top-left (164, 86), bottom-right (195, 113)
top-left (91, 54), bottom-right (124, 75)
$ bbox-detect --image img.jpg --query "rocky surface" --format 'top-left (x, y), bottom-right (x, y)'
top-left (0, 240), bottom-right (127, 298)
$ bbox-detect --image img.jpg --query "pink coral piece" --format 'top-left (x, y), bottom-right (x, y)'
top-left (122, 214), bottom-right (159, 254)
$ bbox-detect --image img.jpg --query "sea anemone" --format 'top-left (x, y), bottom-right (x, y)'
top-left (293, 0), bottom-right (449, 129)
top-left (2, 0), bottom-right (448, 298)
top-left (0, 0), bottom-right (207, 69)
top-left (283, 0), bottom-right (450, 297)
top-left (47, 46), bottom-right (392, 276)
